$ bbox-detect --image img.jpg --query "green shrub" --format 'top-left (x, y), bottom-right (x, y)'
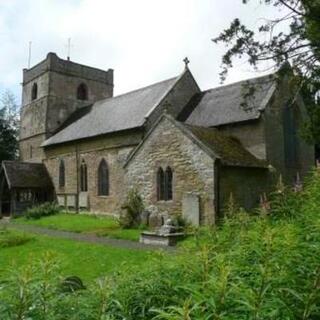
top-left (120, 188), bottom-right (144, 229)
top-left (269, 175), bottom-right (303, 219)
top-left (25, 202), bottom-right (61, 220)
top-left (0, 230), bottom-right (32, 248)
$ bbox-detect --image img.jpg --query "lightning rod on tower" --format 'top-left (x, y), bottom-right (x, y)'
top-left (28, 41), bottom-right (32, 68)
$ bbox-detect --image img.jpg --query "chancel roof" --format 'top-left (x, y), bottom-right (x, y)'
top-left (42, 76), bottom-right (179, 147)
top-left (1, 161), bottom-right (53, 189)
top-left (185, 74), bottom-right (276, 127)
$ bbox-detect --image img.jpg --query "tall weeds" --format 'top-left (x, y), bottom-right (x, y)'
top-left (2, 170), bottom-right (320, 318)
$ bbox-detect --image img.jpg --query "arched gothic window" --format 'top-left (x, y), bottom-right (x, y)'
top-left (31, 83), bottom-right (38, 100)
top-left (165, 167), bottom-right (173, 201)
top-left (59, 159), bottom-right (65, 188)
top-left (77, 83), bottom-right (88, 100)
top-left (98, 159), bottom-right (109, 196)
top-left (80, 160), bottom-right (88, 192)
top-left (157, 168), bottom-right (165, 201)
top-left (157, 166), bottom-right (173, 201)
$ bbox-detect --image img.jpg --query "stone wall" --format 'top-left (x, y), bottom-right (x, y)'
top-left (145, 69), bottom-right (200, 131)
top-left (218, 165), bottom-right (271, 215)
top-left (19, 52), bottom-right (114, 162)
top-left (217, 119), bottom-right (266, 160)
top-left (264, 80), bottom-right (314, 184)
top-left (217, 76), bottom-right (314, 184)
top-left (43, 130), bottom-right (142, 215)
top-left (19, 134), bottom-right (47, 161)
top-left (125, 117), bottom-right (216, 224)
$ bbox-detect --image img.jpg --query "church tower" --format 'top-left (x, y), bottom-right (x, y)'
top-left (19, 52), bottom-right (114, 161)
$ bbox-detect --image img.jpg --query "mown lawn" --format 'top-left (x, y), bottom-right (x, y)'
top-left (13, 213), bottom-right (142, 241)
top-left (0, 229), bottom-right (153, 282)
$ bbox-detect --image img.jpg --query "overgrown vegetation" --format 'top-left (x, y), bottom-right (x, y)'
top-left (120, 188), bottom-right (145, 229)
top-left (0, 228), bottom-right (32, 248)
top-left (24, 202), bottom-right (62, 220)
top-left (2, 170), bottom-right (320, 318)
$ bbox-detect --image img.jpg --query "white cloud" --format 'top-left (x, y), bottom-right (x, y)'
top-left (0, 0), bottom-right (287, 101)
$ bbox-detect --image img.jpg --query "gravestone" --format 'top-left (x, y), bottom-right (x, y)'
top-left (57, 195), bottom-right (65, 207)
top-left (67, 194), bottom-right (76, 208)
top-left (79, 192), bottom-right (88, 208)
top-left (140, 210), bottom-right (150, 226)
top-left (149, 213), bottom-right (163, 229)
top-left (182, 192), bottom-right (200, 226)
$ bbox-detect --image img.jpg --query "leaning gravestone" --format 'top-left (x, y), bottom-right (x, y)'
top-left (182, 192), bottom-right (200, 226)
top-left (149, 213), bottom-right (163, 229)
top-left (140, 210), bottom-right (150, 226)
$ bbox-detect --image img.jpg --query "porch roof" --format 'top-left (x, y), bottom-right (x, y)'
top-left (1, 161), bottom-right (53, 189)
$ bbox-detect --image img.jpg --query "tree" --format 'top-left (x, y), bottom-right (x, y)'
top-left (213, 0), bottom-right (320, 143)
top-left (0, 91), bottom-right (19, 161)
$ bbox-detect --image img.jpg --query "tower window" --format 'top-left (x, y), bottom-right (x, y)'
top-left (59, 159), bottom-right (65, 188)
top-left (80, 159), bottom-right (88, 192)
top-left (31, 83), bottom-right (38, 100)
top-left (77, 83), bottom-right (88, 100)
top-left (98, 159), bottom-right (109, 196)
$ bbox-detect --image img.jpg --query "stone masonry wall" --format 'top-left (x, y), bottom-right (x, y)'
top-left (20, 134), bottom-right (47, 161)
top-left (218, 166), bottom-right (271, 216)
top-left (217, 119), bottom-right (266, 160)
top-left (264, 80), bottom-right (314, 184)
top-left (44, 130), bottom-right (142, 215)
top-left (20, 52), bottom-right (114, 162)
top-left (126, 117), bottom-right (215, 224)
top-left (146, 69), bottom-right (200, 131)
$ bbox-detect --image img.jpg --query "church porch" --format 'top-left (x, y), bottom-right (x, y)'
top-left (0, 161), bottom-right (54, 217)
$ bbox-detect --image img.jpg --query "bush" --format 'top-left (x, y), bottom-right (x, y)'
top-left (120, 188), bottom-right (144, 229)
top-left (269, 175), bottom-right (303, 219)
top-left (25, 202), bottom-right (61, 220)
top-left (0, 230), bottom-right (32, 248)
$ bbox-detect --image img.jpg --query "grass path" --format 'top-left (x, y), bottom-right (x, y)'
top-left (13, 213), bottom-right (142, 241)
top-left (4, 222), bottom-right (173, 251)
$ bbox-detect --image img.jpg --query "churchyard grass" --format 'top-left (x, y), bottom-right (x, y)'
top-left (13, 213), bottom-right (142, 241)
top-left (0, 229), bottom-right (152, 282)
top-left (3, 171), bottom-right (320, 318)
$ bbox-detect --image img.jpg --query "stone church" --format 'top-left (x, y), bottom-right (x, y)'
top-left (0, 52), bottom-right (315, 224)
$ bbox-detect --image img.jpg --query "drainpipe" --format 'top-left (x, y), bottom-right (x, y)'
top-left (76, 144), bottom-right (80, 214)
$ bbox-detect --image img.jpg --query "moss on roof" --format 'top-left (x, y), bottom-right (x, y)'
top-left (1, 161), bottom-right (53, 189)
top-left (185, 124), bottom-right (268, 168)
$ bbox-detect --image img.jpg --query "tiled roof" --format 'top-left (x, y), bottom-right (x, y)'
top-left (42, 76), bottom-right (179, 147)
top-left (185, 74), bottom-right (276, 127)
top-left (1, 161), bottom-right (53, 189)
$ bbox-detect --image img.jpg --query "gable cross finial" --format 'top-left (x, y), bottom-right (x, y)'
top-left (183, 57), bottom-right (190, 68)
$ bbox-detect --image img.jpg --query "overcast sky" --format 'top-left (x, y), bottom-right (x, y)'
top-left (0, 0), bottom-right (284, 102)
